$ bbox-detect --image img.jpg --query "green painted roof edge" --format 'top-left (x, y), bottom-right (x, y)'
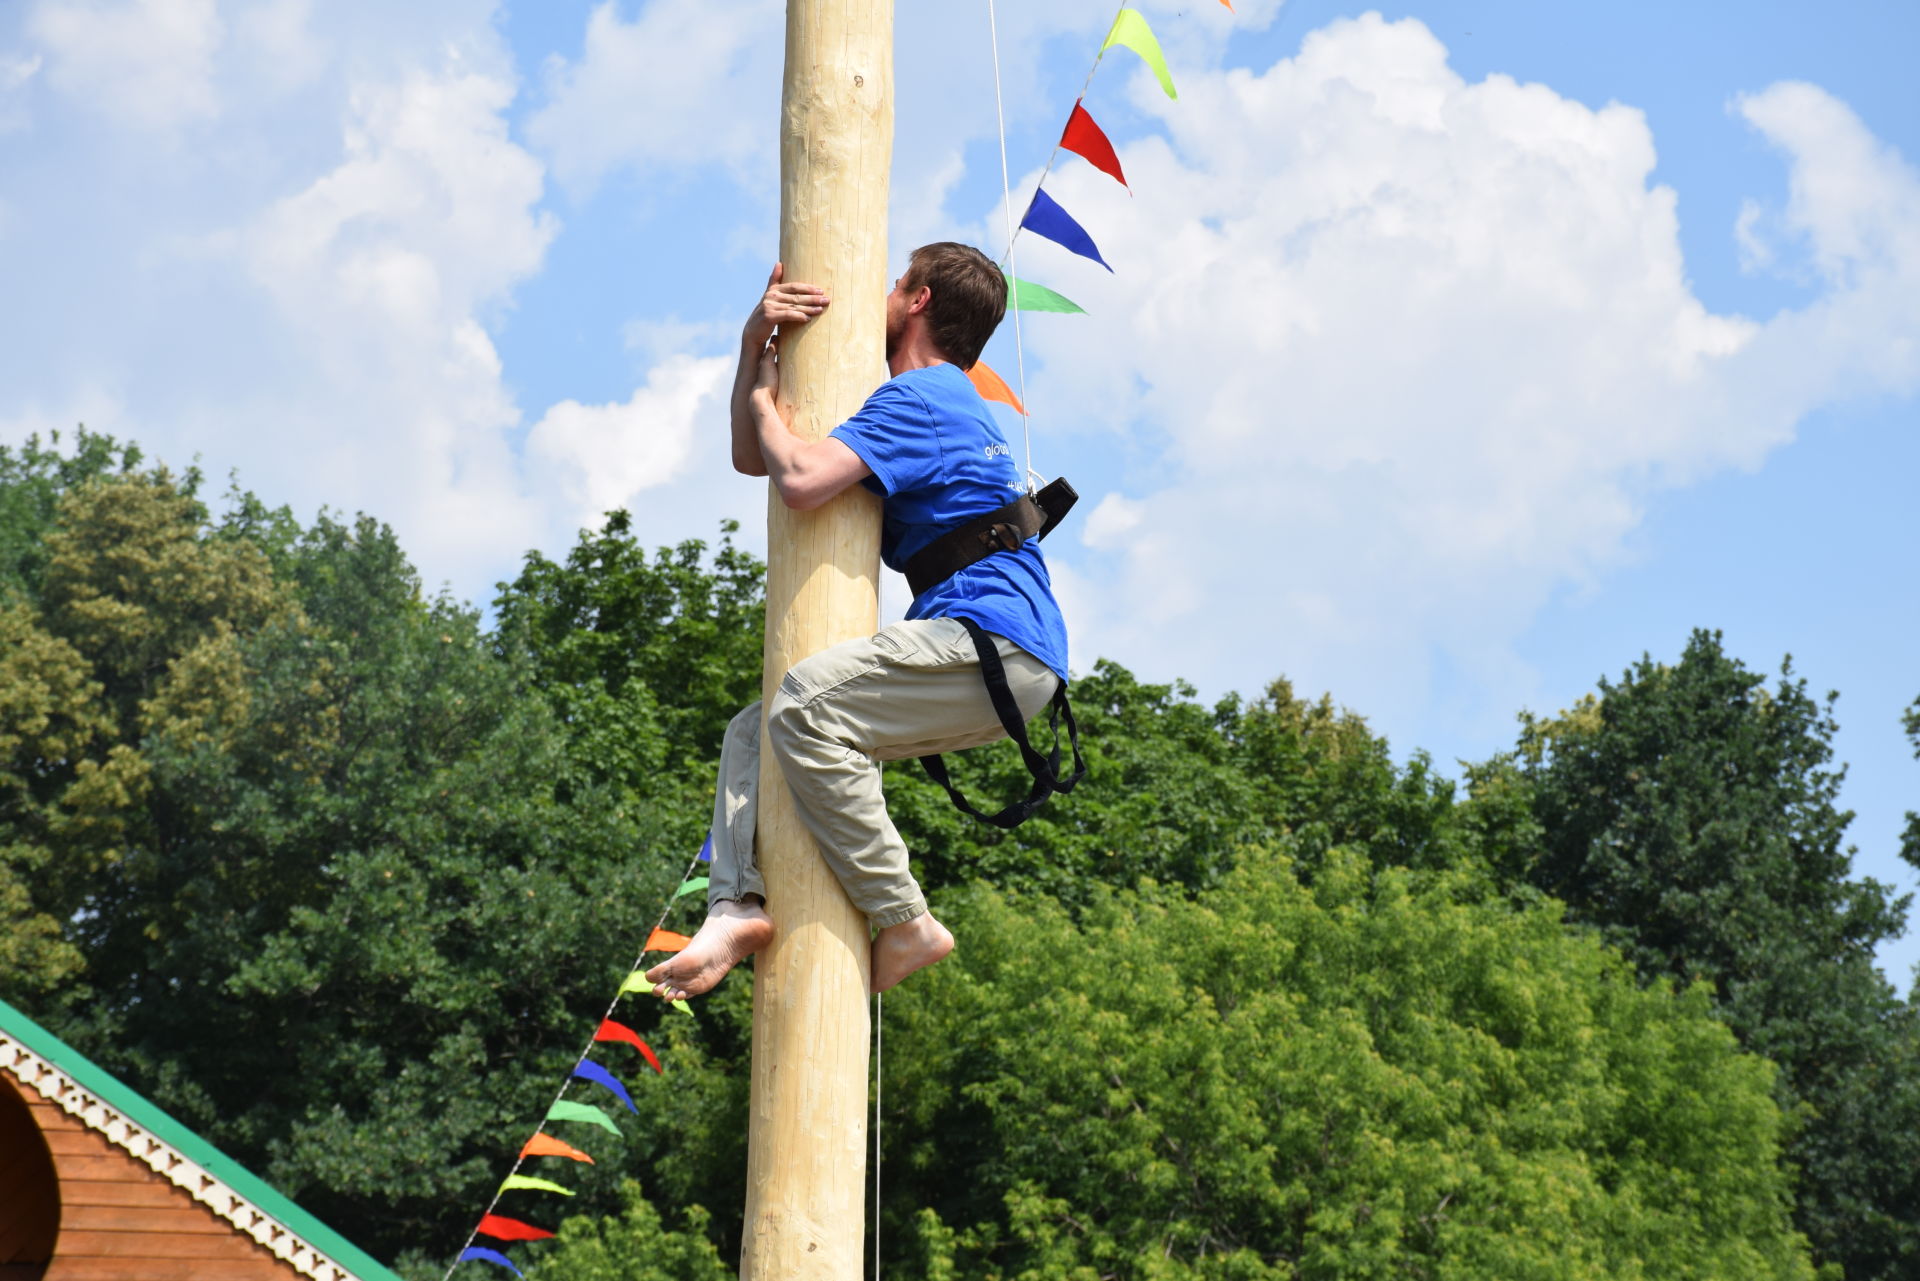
top-left (0, 992), bottom-right (406, 1281)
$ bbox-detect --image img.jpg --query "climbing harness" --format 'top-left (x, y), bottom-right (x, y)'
top-left (905, 479), bottom-right (1085, 829)
top-left (917, 616), bottom-right (1088, 829)
top-left (903, 476), bottom-right (1078, 598)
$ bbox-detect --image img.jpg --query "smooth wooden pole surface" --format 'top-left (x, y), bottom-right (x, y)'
top-left (741, 2), bottom-right (891, 1277)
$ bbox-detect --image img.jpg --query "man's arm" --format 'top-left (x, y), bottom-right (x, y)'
top-left (731, 263), bottom-right (827, 477)
top-left (746, 343), bottom-right (872, 511)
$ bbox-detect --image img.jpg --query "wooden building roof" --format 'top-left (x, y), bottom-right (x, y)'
top-left (0, 995), bottom-right (403, 1281)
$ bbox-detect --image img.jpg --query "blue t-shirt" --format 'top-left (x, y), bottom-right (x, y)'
top-left (830, 362), bottom-right (1069, 680)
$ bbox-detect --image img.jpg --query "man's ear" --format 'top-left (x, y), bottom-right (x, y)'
top-left (908, 285), bottom-right (933, 315)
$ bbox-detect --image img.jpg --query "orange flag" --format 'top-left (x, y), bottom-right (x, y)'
top-left (645, 927), bottom-right (692, 953)
top-left (966, 360), bottom-right (1026, 416)
top-left (521, 1132), bottom-right (595, 1164)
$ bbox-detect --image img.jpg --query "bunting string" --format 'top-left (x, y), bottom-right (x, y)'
top-left (439, 838), bottom-right (710, 1281)
top-left (972, 2), bottom-right (1227, 489)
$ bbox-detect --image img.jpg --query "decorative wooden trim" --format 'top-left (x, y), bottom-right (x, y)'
top-left (0, 1041), bottom-right (352, 1281)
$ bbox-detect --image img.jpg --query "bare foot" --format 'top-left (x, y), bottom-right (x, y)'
top-left (645, 901), bottom-right (776, 999)
top-left (872, 913), bottom-right (954, 993)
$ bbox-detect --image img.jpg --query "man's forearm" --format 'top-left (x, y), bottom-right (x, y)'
top-left (730, 334), bottom-right (770, 476)
top-left (749, 389), bottom-right (869, 512)
top-left (750, 389), bottom-right (809, 498)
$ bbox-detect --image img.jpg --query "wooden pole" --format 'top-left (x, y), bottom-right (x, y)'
top-left (741, 2), bottom-right (892, 1277)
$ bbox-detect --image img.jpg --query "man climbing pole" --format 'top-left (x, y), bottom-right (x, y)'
top-left (648, 242), bottom-right (1074, 999)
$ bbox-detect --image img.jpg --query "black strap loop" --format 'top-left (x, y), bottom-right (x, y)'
top-left (916, 618), bottom-right (1087, 829)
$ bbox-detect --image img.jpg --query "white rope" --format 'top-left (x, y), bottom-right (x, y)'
top-left (985, 0), bottom-right (1039, 494)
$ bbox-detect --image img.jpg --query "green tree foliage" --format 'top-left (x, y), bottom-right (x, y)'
top-left (1516, 630), bottom-right (1920, 1279)
top-left (5, 441), bottom-right (1912, 1277)
top-left (524, 1182), bottom-right (732, 1281)
top-left (0, 429), bottom-right (148, 601)
top-left (866, 849), bottom-right (1812, 1280)
top-left (492, 511), bottom-right (765, 857)
top-left (0, 467), bottom-right (269, 1001)
top-left (1902, 693), bottom-right (1920, 875)
top-left (885, 670), bottom-right (1468, 911)
top-left (0, 462), bottom-right (702, 1264)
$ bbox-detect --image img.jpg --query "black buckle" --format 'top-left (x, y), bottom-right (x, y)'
top-left (1034, 477), bottom-right (1078, 541)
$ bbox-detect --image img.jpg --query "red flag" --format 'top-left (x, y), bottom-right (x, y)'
top-left (521, 1132), bottom-right (595, 1163)
top-left (1060, 101), bottom-right (1126, 189)
top-left (477, 1214), bottom-right (555, 1242)
top-left (965, 361), bottom-right (1026, 416)
top-left (645, 927), bottom-right (692, 953)
top-left (594, 1018), bottom-right (664, 1074)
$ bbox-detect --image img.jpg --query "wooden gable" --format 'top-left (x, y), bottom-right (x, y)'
top-left (3, 1072), bottom-right (298, 1281)
top-left (0, 1000), bottom-right (399, 1281)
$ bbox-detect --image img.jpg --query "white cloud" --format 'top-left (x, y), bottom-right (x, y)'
top-left (0, 1), bottom-right (576, 598)
top-left (1733, 81), bottom-right (1920, 403)
top-left (979, 15), bottom-right (1915, 724)
top-left (0, 51), bottom-right (40, 133)
top-left (28, 0), bottom-right (224, 132)
top-left (525, 0), bottom-right (783, 199)
top-left (523, 0), bottom-right (1256, 247)
top-left (526, 352), bottom-right (731, 527)
top-left (219, 55), bottom-right (563, 575)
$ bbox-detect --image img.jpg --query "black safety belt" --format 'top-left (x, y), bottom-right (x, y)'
top-left (916, 616), bottom-right (1088, 829)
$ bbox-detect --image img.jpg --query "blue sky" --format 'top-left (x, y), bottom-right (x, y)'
top-left (3, 0), bottom-right (1916, 984)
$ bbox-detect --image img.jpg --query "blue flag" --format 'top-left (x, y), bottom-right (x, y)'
top-left (572, 1059), bottom-right (637, 1114)
top-left (697, 832), bottom-right (713, 864)
top-left (459, 1246), bottom-right (524, 1277)
top-left (1021, 187), bottom-right (1113, 272)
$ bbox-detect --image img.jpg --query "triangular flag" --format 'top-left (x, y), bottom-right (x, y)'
top-left (572, 1059), bottom-right (637, 1113)
top-left (1102, 9), bottom-right (1177, 99)
top-left (1021, 188), bottom-right (1112, 272)
top-left (697, 832), bottom-right (713, 863)
top-left (498, 1174), bottom-right (573, 1197)
top-left (595, 1018), bottom-right (664, 1074)
top-left (675, 876), bottom-right (710, 900)
top-left (459, 1246), bottom-right (525, 1277)
top-left (546, 1099), bottom-right (621, 1136)
top-left (966, 361), bottom-right (1026, 416)
top-left (1060, 101), bottom-right (1126, 188)
top-left (1009, 276), bottom-right (1085, 315)
top-left (646, 927), bottom-right (692, 953)
top-left (617, 971), bottom-right (694, 1014)
top-left (521, 1132), bottom-right (595, 1163)
top-left (1220, 0), bottom-right (1233, 9)
top-left (477, 1215), bottom-right (555, 1243)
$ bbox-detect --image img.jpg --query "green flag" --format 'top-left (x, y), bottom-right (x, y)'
top-left (674, 877), bottom-right (710, 899)
top-left (1102, 9), bottom-right (1177, 100)
top-left (546, 1100), bottom-right (622, 1137)
top-left (1009, 276), bottom-right (1085, 315)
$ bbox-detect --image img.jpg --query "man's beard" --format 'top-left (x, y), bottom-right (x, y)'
top-left (884, 313), bottom-right (902, 361)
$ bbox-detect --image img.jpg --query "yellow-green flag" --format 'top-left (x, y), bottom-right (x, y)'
top-left (499, 1174), bottom-right (574, 1197)
top-left (1102, 10), bottom-right (1177, 100)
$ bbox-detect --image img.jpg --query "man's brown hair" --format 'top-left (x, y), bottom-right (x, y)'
top-left (903, 242), bottom-right (1007, 369)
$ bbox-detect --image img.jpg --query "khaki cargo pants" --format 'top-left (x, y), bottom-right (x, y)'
top-left (706, 617), bottom-right (1058, 928)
